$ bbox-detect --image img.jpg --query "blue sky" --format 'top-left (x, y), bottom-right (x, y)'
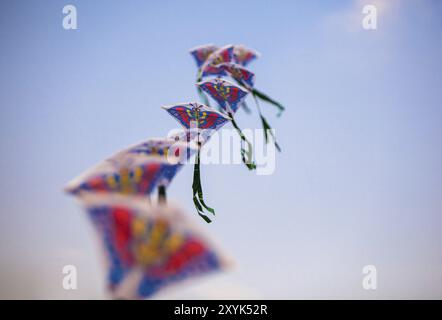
top-left (1, 0), bottom-right (441, 298)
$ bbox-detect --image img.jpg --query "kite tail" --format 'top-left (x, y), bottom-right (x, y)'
top-left (252, 94), bottom-right (282, 153)
top-left (158, 185), bottom-right (166, 206)
top-left (229, 112), bottom-right (256, 170)
top-left (260, 113), bottom-right (282, 152)
top-left (251, 88), bottom-right (285, 117)
top-left (192, 146), bottom-right (215, 223)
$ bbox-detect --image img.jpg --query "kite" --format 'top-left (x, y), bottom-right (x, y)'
top-left (189, 44), bottom-right (218, 68)
top-left (121, 138), bottom-right (197, 204)
top-left (218, 62), bottom-right (256, 90)
top-left (233, 44), bottom-right (260, 66)
top-left (162, 102), bottom-right (230, 131)
top-left (80, 193), bottom-right (230, 299)
top-left (194, 45), bottom-right (234, 106)
top-left (65, 155), bottom-right (164, 198)
top-left (197, 77), bottom-right (248, 114)
top-left (197, 78), bottom-right (256, 170)
top-left (65, 138), bottom-right (194, 203)
top-left (199, 44), bottom-right (234, 79)
top-left (163, 102), bottom-right (231, 222)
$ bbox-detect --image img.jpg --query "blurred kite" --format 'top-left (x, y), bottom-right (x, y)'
top-left (233, 44), bottom-right (260, 66)
top-left (65, 138), bottom-right (194, 204)
top-left (189, 44), bottom-right (218, 68)
top-left (80, 193), bottom-right (230, 299)
top-left (120, 138), bottom-right (197, 204)
top-left (218, 62), bottom-right (256, 90)
top-left (199, 44), bottom-right (234, 79)
top-left (163, 102), bottom-right (231, 222)
top-left (197, 77), bottom-right (248, 114)
top-left (197, 78), bottom-right (256, 170)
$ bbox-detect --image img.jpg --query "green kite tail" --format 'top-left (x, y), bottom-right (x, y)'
top-left (251, 94), bottom-right (282, 153)
top-left (251, 88), bottom-right (285, 117)
top-left (229, 112), bottom-right (256, 170)
top-left (192, 144), bottom-right (215, 223)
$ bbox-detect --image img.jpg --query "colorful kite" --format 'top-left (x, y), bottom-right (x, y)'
top-left (121, 138), bottom-right (197, 204)
top-left (162, 102), bottom-right (230, 131)
top-left (200, 44), bottom-right (234, 79)
top-left (162, 102), bottom-right (231, 222)
top-left (218, 62), bottom-right (256, 89)
top-left (197, 77), bottom-right (248, 114)
top-left (80, 193), bottom-right (230, 299)
top-left (189, 44), bottom-right (218, 68)
top-left (65, 138), bottom-right (194, 203)
top-left (65, 156), bottom-right (164, 198)
top-left (233, 44), bottom-right (260, 66)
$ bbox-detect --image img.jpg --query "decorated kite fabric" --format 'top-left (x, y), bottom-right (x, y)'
top-left (64, 138), bottom-right (193, 197)
top-left (218, 62), bottom-right (256, 89)
top-left (80, 194), bottom-right (229, 299)
top-left (65, 158), bottom-right (165, 197)
top-left (200, 45), bottom-right (234, 78)
top-left (162, 102), bottom-right (231, 131)
top-left (189, 44), bottom-right (218, 68)
top-left (197, 78), bottom-right (249, 114)
top-left (124, 138), bottom-right (197, 188)
top-left (233, 45), bottom-right (260, 66)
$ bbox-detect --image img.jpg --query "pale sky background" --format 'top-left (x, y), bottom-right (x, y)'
top-left (1, 0), bottom-right (441, 299)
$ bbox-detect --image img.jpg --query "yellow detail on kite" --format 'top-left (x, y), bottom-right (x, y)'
top-left (107, 175), bottom-right (117, 189)
top-left (133, 166), bottom-right (143, 183)
top-left (164, 233), bottom-right (184, 253)
top-left (150, 219), bottom-right (168, 246)
top-left (132, 217), bottom-right (146, 238)
top-left (134, 243), bottom-right (160, 266)
top-left (119, 167), bottom-right (132, 194)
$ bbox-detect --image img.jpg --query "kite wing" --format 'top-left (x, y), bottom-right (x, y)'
top-left (189, 44), bottom-right (218, 68)
top-left (233, 45), bottom-right (260, 66)
top-left (64, 139), bottom-right (186, 197)
top-left (124, 138), bottom-right (197, 188)
top-left (162, 102), bottom-right (231, 131)
top-left (80, 194), bottom-right (230, 299)
top-left (218, 63), bottom-right (256, 89)
top-left (65, 158), bottom-right (165, 197)
top-left (197, 78), bottom-right (249, 114)
top-left (200, 44), bottom-right (234, 77)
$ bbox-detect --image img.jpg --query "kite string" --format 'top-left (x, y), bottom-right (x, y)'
top-left (158, 185), bottom-right (166, 206)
